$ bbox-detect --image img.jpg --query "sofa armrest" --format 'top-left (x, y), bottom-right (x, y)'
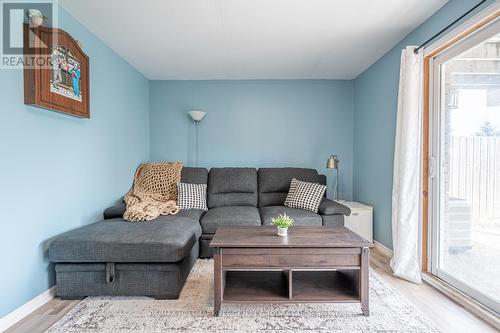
top-left (318, 199), bottom-right (351, 216)
top-left (103, 203), bottom-right (126, 219)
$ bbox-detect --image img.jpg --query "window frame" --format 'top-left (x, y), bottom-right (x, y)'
top-left (422, 3), bottom-right (500, 314)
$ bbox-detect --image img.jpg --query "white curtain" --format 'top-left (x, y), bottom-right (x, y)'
top-left (390, 46), bottom-right (423, 284)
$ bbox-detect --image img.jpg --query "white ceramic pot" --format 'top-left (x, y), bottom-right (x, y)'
top-left (277, 227), bottom-right (288, 237)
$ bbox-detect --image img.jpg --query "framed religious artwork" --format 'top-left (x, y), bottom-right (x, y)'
top-left (23, 24), bottom-right (90, 118)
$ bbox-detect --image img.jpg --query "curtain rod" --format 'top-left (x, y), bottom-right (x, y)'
top-left (414, 0), bottom-right (487, 54)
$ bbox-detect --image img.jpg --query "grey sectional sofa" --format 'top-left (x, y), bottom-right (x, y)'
top-left (48, 167), bottom-right (350, 299)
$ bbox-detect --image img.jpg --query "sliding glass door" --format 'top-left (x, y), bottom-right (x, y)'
top-left (429, 19), bottom-right (500, 313)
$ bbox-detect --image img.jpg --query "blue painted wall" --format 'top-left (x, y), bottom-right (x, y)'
top-left (150, 80), bottom-right (354, 200)
top-left (353, 0), bottom-right (495, 249)
top-left (3, 0), bottom-right (496, 318)
top-left (0, 8), bottom-right (150, 317)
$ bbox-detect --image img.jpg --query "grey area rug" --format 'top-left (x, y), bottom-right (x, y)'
top-left (47, 259), bottom-right (440, 332)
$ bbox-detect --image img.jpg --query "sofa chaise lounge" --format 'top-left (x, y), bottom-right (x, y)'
top-left (48, 167), bottom-right (351, 299)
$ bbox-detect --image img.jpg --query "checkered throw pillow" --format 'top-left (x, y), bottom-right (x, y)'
top-left (286, 180), bottom-right (326, 213)
top-left (177, 182), bottom-right (208, 211)
top-left (284, 178), bottom-right (299, 206)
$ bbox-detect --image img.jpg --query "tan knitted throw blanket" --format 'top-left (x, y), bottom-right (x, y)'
top-left (124, 162), bottom-right (183, 222)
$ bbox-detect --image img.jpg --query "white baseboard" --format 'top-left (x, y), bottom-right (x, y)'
top-left (373, 240), bottom-right (393, 258)
top-left (0, 286), bottom-right (55, 332)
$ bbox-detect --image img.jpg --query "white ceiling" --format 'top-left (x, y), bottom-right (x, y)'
top-left (60, 0), bottom-right (448, 80)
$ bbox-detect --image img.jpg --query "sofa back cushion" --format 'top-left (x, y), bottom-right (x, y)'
top-left (207, 168), bottom-right (258, 208)
top-left (258, 168), bottom-right (326, 207)
top-left (181, 167), bottom-right (208, 184)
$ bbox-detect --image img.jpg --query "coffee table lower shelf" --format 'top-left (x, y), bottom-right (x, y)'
top-left (221, 270), bottom-right (360, 304)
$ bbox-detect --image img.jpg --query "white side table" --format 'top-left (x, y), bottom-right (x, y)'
top-left (337, 201), bottom-right (373, 243)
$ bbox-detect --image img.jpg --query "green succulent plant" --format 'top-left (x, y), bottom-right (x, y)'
top-left (271, 213), bottom-right (294, 228)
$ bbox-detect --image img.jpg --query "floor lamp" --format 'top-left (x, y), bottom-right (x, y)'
top-left (189, 111), bottom-right (206, 167)
top-left (326, 155), bottom-right (340, 200)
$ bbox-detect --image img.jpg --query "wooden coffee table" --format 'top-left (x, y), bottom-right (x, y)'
top-left (209, 226), bottom-right (374, 316)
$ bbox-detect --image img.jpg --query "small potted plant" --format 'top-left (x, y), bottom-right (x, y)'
top-left (272, 213), bottom-right (294, 237)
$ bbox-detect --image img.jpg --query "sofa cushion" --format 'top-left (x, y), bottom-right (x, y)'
top-left (200, 206), bottom-right (261, 234)
top-left (207, 168), bottom-right (258, 208)
top-left (258, 168), bottom-right (326, 207)
top-left (181, 167), bottom-right (208, 184)
top-left (49, 215), bottom-right (202, 263)
top-left (259, 206), bottom-right (322, 226)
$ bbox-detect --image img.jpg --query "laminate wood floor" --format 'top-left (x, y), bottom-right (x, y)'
top-left (5, 249), bottom-right (498, 333)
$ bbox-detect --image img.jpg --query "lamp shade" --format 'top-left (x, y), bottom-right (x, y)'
top-left (326, 155), bottom-right (338, 169)
top-left (189, 110), bottom-right (206, 122)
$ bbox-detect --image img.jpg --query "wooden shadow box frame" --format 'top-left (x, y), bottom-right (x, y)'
top-left (23, 24), bottom-right (90, 118)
